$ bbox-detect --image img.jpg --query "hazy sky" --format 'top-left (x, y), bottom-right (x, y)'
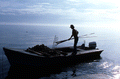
top-left (0, 0), bottom-right (120, 27)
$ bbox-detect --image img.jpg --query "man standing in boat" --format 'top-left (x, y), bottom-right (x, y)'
top-left (68, 24), bottom-right (79, 55)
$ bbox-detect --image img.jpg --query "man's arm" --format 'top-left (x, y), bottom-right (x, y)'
top-left (68, 34), bottom-right (73, 40)
top-left (68, 29), bottom-right (73, 40)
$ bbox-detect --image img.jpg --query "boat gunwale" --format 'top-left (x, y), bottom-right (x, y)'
top-left (3, 47), bottom-right (103, 58)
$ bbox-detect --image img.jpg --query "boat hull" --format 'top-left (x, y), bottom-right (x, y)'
top-left (3, 47), bottom-right (103, 67)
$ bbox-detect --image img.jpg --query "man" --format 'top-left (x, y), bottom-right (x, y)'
top-left (68, 24), bottom-right (79, 55)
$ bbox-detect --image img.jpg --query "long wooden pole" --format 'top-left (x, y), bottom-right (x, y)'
top-left (55, 33), bottom-right (96, 45)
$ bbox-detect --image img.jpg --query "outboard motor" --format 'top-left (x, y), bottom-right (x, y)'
top-left (89, 42), bottom-right (97, 49)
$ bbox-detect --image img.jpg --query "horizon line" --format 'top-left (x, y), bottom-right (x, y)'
top-left (0, 22), bottom-right (119, 28)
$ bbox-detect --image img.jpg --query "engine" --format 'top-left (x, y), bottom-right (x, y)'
top-left (89, 42), bottom-right (97, 49)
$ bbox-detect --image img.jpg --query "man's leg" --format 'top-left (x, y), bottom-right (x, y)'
top-left (73, 37), bottom-right (78, 55)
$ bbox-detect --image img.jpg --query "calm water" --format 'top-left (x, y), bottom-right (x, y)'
top-left (0, 25), bottom-right (120, 79)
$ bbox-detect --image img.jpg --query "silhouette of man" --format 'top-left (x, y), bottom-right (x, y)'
top-left (68, 24), bottom-right (79, 55)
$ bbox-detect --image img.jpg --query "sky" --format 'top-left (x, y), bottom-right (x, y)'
top-left (0, 0), bottom-right (120, 27)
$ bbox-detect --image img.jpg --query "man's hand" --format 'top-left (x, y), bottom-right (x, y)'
top-left (68, 38), bottom-right (71, 40)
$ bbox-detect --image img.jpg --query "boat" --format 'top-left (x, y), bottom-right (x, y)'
top-left (3, 42), bottom-right (103, 67)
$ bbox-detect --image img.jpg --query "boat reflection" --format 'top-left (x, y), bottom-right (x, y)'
top-left (6, 57), bottom-right (102, 79)
top-left (6, 65), bottom-right (63, 79)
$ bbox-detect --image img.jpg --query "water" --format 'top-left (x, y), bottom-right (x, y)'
top-left (0, 25), bottom-right (120, 79)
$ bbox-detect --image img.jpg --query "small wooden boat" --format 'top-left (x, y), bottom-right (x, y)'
top-left (3, 43), bottom-right (103, 67)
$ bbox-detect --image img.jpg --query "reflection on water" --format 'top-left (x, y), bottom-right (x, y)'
top-left (4, 57), bottom-right (114, 79)
top-left (7, 65), bottom-right (120, 79)
top-left (4, 58), bottom-right (101, 79)
top-left (6, 65), bottom-right (63, 79)
top-left (112, 66), bottom-right (120, 79)
top-left (0, 58), bottom-right (118, 79)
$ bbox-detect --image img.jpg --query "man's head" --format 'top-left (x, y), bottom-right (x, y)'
top-left (70, 24), bottom-right (74, 29)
